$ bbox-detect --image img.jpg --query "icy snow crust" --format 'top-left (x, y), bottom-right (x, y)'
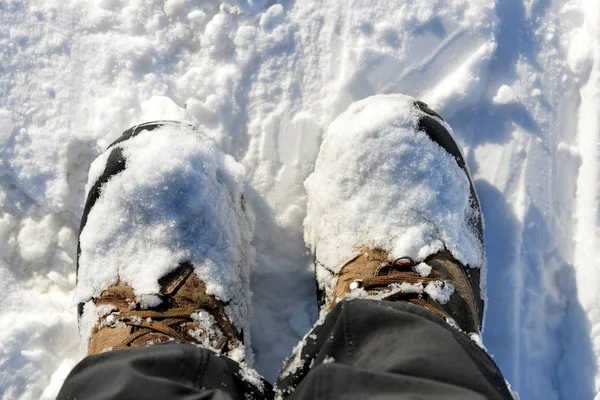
top-left (305, 95), bottom-right (484, 274)
top-left (77, 125), bottom-right (253, 337)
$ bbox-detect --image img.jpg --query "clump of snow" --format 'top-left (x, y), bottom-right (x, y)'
top-left (187, 10), bottom-right (207, 25)
top-left (77, 125), bottom-right (254, 353)
top-left (260, 5), bottom-right (284, 32)
top-left (322, 355), bottom-right (335, 364)
top-left (468, 332), bottom-right (487, 351)
top-left (345, 283), bottom-right (421, 303)
top-left (424, 281), bottom-right (455, 304)
top-left (189, 310), bottom-right (228, 355)
top-left (414, 262), bottom-right (432, 277)
top-left (164, 0), bottom-right (189, 19)
top-left (238, 361), bottom-right (266, 393)
top-left (138, 294), bottom-right (162, 309)
top-left (228, 346), bottom-right (247, 363)
top-left (493, 85), bottom-right (517, 105)
top-left (305, 94), bottom-right (484, 283)
top-left (202, 12), bottom-right (235, 55)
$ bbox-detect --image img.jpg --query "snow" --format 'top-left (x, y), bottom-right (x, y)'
top-left (493, 85), bottom-right (518, 105)
top-left (415, 262), bottom-right (433, 277)
top-left (304, 95), bottom-right (484, 300)
top-left (77, 126), bottom-right (251, 309)
top-left (187, 10), bottom-right (207, 25)
top-left (76, 124), bottom-right (253, 360)
top-left (238, 361), bottom-right (267, 394)
top-left (424, 281), bottom-right (455, 305)
top-left (1, 0), bottom-right (599, 399)
top-left (345, 280), bottom-right (455, 306)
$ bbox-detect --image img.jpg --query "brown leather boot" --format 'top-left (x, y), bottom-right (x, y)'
top-left (76, 121), bottom-right (252, 361)
top-left (328, 248), bottom-right (482, 333)
top-left (86, 263), bottom-right (243, 356)
top-left (305, 95), bottom-right (486, 335)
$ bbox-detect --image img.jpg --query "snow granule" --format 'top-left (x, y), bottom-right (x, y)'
top-left (188, 310), bottom-right (227, 353)
top-left (191, 310), bottom-right (218, 330)
top-left (260, 5), bottom-right (284, 31)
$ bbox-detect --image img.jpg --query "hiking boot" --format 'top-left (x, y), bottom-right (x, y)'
top-left (304, 95), bottom-right (485, 334)
top-left (76, 121), bottom-right (253, 361)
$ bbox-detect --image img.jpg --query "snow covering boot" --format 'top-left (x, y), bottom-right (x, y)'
top-left (304, 95), bottom-right (485, 334)
top-left (75, 121), bottom-right (253, 361)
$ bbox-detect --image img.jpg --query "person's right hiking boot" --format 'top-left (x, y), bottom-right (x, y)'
top-left (304, 94), bottom-right (485, 335)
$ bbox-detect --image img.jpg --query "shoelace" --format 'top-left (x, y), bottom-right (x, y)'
top-left (110, 301), bottom-right (239, 351)
top-left (352, 257), bottom-right (451, 321)
top-left (102, 264), bottom-right (242, 351)
top-left (112, 307), bottom-right (201, 350)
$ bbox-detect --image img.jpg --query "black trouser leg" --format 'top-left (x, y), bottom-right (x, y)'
top-left (277, 299), bottom-right (513, 400)
top-left (57, 343), bottom-right (273, 400)
top-left (59, 299), bottom-right (512, 399)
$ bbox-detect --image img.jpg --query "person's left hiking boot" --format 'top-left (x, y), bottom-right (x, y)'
top-left (75, 121), bottom-right (253, 361)
top-left (304, 94), bottom-right (485, 335)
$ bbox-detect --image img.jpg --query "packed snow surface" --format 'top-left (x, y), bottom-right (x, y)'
top-left (1, 0), bottom-right (600, 399)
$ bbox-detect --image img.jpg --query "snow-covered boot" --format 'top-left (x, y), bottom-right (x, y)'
top-left (304, 95), bottom-right (485, 334)
top-left (75, 121), bottom-right (253, 361)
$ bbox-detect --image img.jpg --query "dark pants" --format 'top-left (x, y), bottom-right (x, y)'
top-left (58, 300), bottom-right (513, 399)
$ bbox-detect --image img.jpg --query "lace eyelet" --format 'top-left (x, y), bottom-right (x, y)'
top-left (392, 256), bottom-right (415, 266)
